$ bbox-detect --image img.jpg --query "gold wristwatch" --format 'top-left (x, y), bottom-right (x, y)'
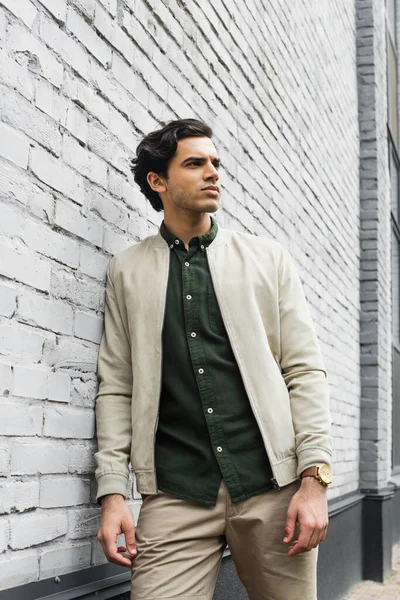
top-left (301, 464), bottom-right (332, 486)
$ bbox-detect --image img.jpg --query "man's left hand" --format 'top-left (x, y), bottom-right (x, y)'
top-left (283, 477), bottom-right (328, 557)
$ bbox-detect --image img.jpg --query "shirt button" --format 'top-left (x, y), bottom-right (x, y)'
top-left (191, 332), bottom-right (196, 338)
top-left (175, 239), bottom-right (179, 245)
top-left (207, 408), bottom-right (213, 414)
top-left (198, 368), bottom-right (204, 374)
top-left (186, 295), bottom-right (192, 300)
top-left (217, 446), bottom-right (222, 452)
top-left (169, 244), bottom-right (174, 249)
top-left (185, 262), bottom-right (189, 267)
top-left (200, 244), bottom-right (205, 250)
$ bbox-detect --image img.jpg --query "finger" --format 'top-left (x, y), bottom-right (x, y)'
top-left (117, 546), bottom-right (127, 553)
top-left (283, 509), bottom-right (296, 543)
top-left (320, 524), bottom-right (329, 542)
top-left (122, 518), bottom-right (137, 557)
top-left (288, 523), bottom-right (312, 556)
top-left (106, 550), bottom-right (135, 568)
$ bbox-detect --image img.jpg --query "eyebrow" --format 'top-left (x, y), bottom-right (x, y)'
top-left (180, 156), bottom-right (221, 166)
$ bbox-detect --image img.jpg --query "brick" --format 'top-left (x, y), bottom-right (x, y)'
top-left (63, 74), bottom-right (109, 127)
top-left (70, 376), bottom-right (97, 408)
top-left (1, 0), bottom-right (38, 29)
top-left (10, 440), bottom-right (68, 475)
top-left (0, 52), bottom-right (35, 101)
top-left (10, 512), bottom-right (67, 549)
top-left (0, 84), bottom-right (61, 155)
top-left (0, 244), bottom-right (51, 292)
top-left (63, 135), bottom-right (108, 188)
top-left (68, 442), bottom-right (95, 473)
top-left (55, 200), bottom-right (103, 247)
top-left (38, 0), bottom-right (67, 22)
top-left (0, 550), bottom-right (39, 589)
top-left (65, 104), bottom-right (88, 143)
top-left (43, 405), bottom-right (95, 439)
top-left (35, 79), bottom-right (68, 123)
top-left (23, 221), bottom-right (81, 269)
top-left (40, 14), bottom-right (90, 81)
top-left (0, 123), bottom-right (30, 169)
top-left (74, 311), bottom-right (103, 344)
top-left (40, 542), bottom-right (91, 578)
top-left (0, 402), bottom-right (42, 436)
top-left (0, 361), bottom-right (12, 395)
top-left (68, 507), bottom-right (100, 539)
top-left (97, 0), bottom-right (117, 17)
top-left (0, 201), bottom-right (24, 236)
top-left (70, 0), bottom-right (95, 19)
top-left (18, 293), bottom-right (74, 336)
top-left (0, 323), bottom-right (47, 362)
top-left (13, 365), bottom-right (49, 399)
top-left (0, 443), bottom-right (10, 475)
top-left (0, 481), bottom-right (39, 514)
top-left (67, 9), bottom-right (111, 67)
top-left (88, 121), bottom-right (129, 173)
top-left (44, 336), bottom-right (98, 372)
top-left (48, 372), bottom-right (71, 403)
top-left (108, 107), bottom-right (138, 152)
top-left (50, 268), bottom-right (103, 311)
top-left (31, 146), bottom-right (84, 205)
top-left (0, 283), bottom-right (17, 317)
top-left (40, 477), bottom-right (90, 507)
top-left (103, 228), bottom-right (132, 254)
top-left (89, 188), bottom-right (128, 230)
top-left (79, 247), bottom-right (109, 281)
top-left (94, 5), bottom-right (135, 64)
top-left (0, 518), bottom-right (8, 553)
top-left (9, 23), bottom-right (63, 88)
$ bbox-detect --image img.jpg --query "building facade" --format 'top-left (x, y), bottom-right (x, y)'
top-left (0, 0), bottom-right (398, 599)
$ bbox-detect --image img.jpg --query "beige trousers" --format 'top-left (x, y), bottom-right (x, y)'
top-left (131, 480), bottom-right (317, 600)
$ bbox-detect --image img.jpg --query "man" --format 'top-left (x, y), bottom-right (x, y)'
top-left (95, 118), bottom-right (332, 600)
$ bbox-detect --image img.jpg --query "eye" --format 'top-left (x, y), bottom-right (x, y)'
top-left (188, 161), bottom-right (201, 167)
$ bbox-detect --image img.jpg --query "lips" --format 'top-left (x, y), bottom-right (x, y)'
top-left (202, 186), bottom-right (219, 192)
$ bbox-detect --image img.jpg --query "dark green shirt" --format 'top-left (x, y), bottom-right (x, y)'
top-left (155, 218), bottom-right (274, 506)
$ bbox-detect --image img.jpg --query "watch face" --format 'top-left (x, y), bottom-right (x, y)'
top-left (319, 464), bottom-right (332, 484)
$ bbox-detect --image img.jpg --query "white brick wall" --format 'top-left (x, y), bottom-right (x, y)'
top-left (0, 0), bottom-right (388, 593)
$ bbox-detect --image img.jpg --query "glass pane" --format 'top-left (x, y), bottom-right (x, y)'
top-left (392, 228), bottom-right (400, 346)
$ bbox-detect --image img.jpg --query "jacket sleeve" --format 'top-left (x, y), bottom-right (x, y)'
top-left (94, 257), bottom-right (133, 502)
top-left (277, 245), bottom-right (332, 477)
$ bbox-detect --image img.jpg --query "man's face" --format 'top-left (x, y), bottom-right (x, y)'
top-left (157, 136), bottom-right (221, 214)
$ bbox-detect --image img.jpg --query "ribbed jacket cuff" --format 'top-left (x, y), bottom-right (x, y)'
top-left (96, 473), bottom-right (129, 504)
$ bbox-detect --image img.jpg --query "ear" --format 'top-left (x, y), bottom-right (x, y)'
top-left (147, 172), bottom-right (167, 194)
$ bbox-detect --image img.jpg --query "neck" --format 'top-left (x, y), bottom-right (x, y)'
top-left (163, 212), bottom-right (213, 248)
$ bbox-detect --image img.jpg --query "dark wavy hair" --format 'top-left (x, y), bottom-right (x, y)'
top-left (131, 118), bottom-right (213, 212)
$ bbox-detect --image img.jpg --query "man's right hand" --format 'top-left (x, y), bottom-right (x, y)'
top-left (97, 494), bottom-right (137, 567)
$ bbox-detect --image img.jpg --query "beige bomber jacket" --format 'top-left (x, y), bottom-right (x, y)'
top-left (95, 225), bottom-right (332, 501)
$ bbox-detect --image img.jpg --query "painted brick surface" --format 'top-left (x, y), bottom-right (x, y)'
top-left (0, 0), bottom-right (391, 594)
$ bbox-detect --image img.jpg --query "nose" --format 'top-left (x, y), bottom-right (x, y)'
top-left (204, 161), bottom-right (219, 181)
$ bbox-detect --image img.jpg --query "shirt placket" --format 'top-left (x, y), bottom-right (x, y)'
top-left (176, 243), bottom-right (242, 497)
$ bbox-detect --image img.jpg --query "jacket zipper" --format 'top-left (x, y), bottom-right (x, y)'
top-left (206, 247), bottom-right (281, 491)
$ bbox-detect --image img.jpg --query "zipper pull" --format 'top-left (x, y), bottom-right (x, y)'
top-left (271, 477), bottom-right (280, 490)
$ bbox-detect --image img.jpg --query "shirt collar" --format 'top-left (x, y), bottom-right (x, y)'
top-left (160, 217), bottom-right (219, 250)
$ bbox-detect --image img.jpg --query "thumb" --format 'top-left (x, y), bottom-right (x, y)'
top-left (283, 508), bottom-right (296, 543)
